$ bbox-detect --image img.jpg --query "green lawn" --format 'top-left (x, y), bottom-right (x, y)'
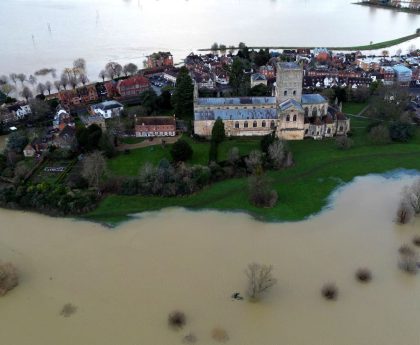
top-left (120, 137), bottom-right (145, 145)
top-left (87, 116), bottom-right (420, 225)
top-left (342, 102), bottom-right (368, 115)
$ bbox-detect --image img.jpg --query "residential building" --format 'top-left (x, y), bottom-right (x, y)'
top-left (53, 106), bottom-right (75, 131)
top-left (146, 52), bottom-right (174, 69)
top-left (7, 103), bottom-right (32, 120)
top-left (116, 76), bottom-right (150, 97)
top-left (90, 100), bottom-right (124, 119)
top-left (135, 116), bottom-right (176, 137)
top-left (23, 144), bottom-right (36, 158)
top-left (393, 64), bottom-right (413, 86)
top-left (250, 73), bottom-right (267, 88)
top-left (194, 62), bottom-right (350, 140)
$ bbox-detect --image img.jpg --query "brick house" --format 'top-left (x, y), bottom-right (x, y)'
top-left (135, 116), bottom-right (176, 137)
top-left (146, 52), bottom-right (174, 69)
top-left (78, 85), bottom-right (98, 103)
top-left (116, 76), bottom-right (150, 97)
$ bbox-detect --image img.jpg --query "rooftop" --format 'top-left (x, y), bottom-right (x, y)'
top-left (197, 97), bottom-right (276, 106)
top-left (301, 94), bottom-right (327, 105)
top-left (279, 99), bottom-right (303, 112)
top-left (92, 100), bottom-right (123, 111)
top-left (195, 108), bottom-right (276, 121)
top-left (278, 62), bottom-right (300, 70)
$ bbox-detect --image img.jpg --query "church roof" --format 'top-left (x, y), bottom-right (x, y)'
top-left (301, 94), bottom-right (327, 105)
top-left (196, 97), bottom-right (275, 106)
top-left (194, 108), bottom-right (276, 121)
top-left (279, 99), bottom-right (303, 112)
top-left (278, 62), bottom-right (300, 69)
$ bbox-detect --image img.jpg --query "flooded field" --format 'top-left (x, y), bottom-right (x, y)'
top-left (0, 173), bottom-right (419, 345)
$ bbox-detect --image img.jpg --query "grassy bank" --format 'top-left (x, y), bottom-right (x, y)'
top-left (85, 114), bottom-right (420, 226)
top-left (198, 31), bottom-right (420, 52)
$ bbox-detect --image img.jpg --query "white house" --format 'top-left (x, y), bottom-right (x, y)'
top-left (7, 103), bottom-right (32, 120)
top-left (90, 100), bottom-right (124, 119)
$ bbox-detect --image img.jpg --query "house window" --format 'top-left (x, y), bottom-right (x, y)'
top-left (286, 115), bottom-right (290, 121)
top-left (244, 121), bottom-right (248, 128)
top-left (293, 115), bottom-right (297, 122)
top-left (270, 120), bottom-right (275, 129)
top-left (235, 121), bottom-right (239, 129)
top-left (253, 121), bottom-right (257, 128)
top-left (284, 90), bottom-right (287, 96)
top-left (262, 120), bottom-right (266, 128)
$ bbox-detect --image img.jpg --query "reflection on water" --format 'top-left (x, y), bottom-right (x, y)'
top-left (0, 173), bottom-right (419, 344)
top-left (0, 0), bottom-right (419, 80)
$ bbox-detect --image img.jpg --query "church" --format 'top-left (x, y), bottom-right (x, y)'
top-left (193, 62), bottom-right (350, 140)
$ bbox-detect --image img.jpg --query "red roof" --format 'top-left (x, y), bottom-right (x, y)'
top-left (117, 76), bottom-right (150, 89)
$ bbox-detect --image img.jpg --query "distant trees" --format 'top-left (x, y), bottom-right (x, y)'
top-left (28, 75), bottom-right (37, 86)
top-left (245, 263), bottom-right (277, 301)
top-left (0, 83), bottom-right (15, 96)
top-left (172, 67), bottom-right (194, 119)
top-left (7, 131), bottom-right (28, 152)
top-left (99, 70), bottom-right (107, 82)
top-left (105, 62), bottom-right (123, 79)
top-left (20, 86), bottom-right (33, 101)
top-left (16, 73), bottom-right (26, 85)
top-left (76, 124), bottom-right (103, 152)
top-left (123, 63), bottom-right (138, 76)
top-left (36, 82), bottom-right (46, 95)
top-left (45, 81), bottom-right (52, 95)
top-left (227, 58), bottom-right (249, 96)
top-left (139, 89), bottom-right (158, 115)
top-left (219, 44), bottom-right (227, 55)
top-left (211, 42), bottom-right (219, 55)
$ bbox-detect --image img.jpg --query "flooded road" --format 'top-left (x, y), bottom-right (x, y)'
top-left (0, 173), bottom-right (419, 344)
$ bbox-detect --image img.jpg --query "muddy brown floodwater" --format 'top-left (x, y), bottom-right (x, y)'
top-left (0, 173), bottom-right (419, 345)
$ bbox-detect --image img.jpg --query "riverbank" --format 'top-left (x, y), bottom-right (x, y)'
top-left (354, 1), bottom-right (420, 14)
top-left (198, 31), bottom-right (420, 52)
top-left (85, 113), bottom-right (420, 226)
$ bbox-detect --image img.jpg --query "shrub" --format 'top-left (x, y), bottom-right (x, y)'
top-left (211, 328), bottom-right (229, 343)
top-left (168, 310), bottom-right (186, 329)
top-left (398, 245), bottom-right (418, 274)
top-left (369, 125), bottom-right (390, 144)
top-left (389, 121), bottom-right (415, 142)
top-left (355, 268), bottom-right (372, 283)
top-left (182, 333), bottom-right (197, 344)
top-left (245, 262), bottom-right (277, 300)
top-left (335, 136), bottom-right (353, 150)
top-left (248, 174), bottom-right (278, 208)
top-left (60, 303), bottom-right (77, 317)
top-left (0, 262), bottom-right (18, 296)
top-left (321, 283), bottom-right (338, 300)
top-left (396, 200), bottom-right (415, 225)
top-left (268, 140), bottom-right (285, 169)
top-left (413, 236), bottom-right (420, 247)
top-left (171, 139), bottom-right (193, 162)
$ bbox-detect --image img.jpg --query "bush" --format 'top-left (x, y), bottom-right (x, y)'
top-left (0, 262), bottom-right (18, 296)
top-left (335, 136), bottom-right (353, 150)
top-left (355, 268), bottom-right (372, 283)
top-left (211, 328), bottom-right (229, 343)
top-left (321, 283), bottom-right (338, 300)
top-left (168, 310), bottom-right (186, 329)
top-left (171, 139), bottom-right (193, 162)
top-left (60, 303), bottom-right (77, 317)
top-left (389, 121), bottom-right (415, 142)
top-left (398, 245), bottom-right (418, 274)
top-left (182, 333), bottom-right (198, 344)
top-left (369, 125), bottom-right (391, 144)
top-left (245, 262), bottom-right (277, 300)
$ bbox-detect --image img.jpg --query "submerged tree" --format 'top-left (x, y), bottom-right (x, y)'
top-left (0, 262), bottom-right (18, 296)
top-left (245, 262), bottom-right (277, 301)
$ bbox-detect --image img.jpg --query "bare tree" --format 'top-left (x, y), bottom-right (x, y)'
top-left (227, 146), bottom-right (240, 165)
top-left (402, 178), bottom-right (420, 215)
top-left (228, 45), bottom-right (236, 55)
top-left (28, 74), bottom-right (37, 86)
top-left (245, 262), bottom-right (277, 300)
top-left (268, 141), bottom-right (285, 169)
top-left (36, 83), bottom-right (46, 95)
top-left (20, 86), bottom-right (33, 101)
top-left (245, 150), bottom-right (262, 174)
top-left (73, 58), bottom-right (86, 71)
top-left (60, 73), bottom-right (69, 90)
top-left (69, 75), bottom-right (78, 89)
top-left (82, 151), bottom-right (107, 190)
top-left (408, 44), bottom-right (417, 54)
top-left (16, 73), bottom-right (26, 85)
top-left (398, 245), bottom-right (418, 274)
top-left (248, 173), bottom-right (278, 208)
top-left (54, 80), bottom-right (62, 92)
top-left (45, 81), bottom-right (52, 95)
top-left (99, 70), bottom-right (107, 82)
top-left (396, 48), bottom-right (402, 56)
top-left (105, 62), bottom-right (123, 79)
top-left (0, 75), bottom-right (8, 84)
top-left (123, 63), bottom-right (138, 76)
top-left (78, 73), bottom-right (89, 86)
top-left (0, 83), bottom-right (15, 96)
top-left (9, 73), bottom-right (18, 85)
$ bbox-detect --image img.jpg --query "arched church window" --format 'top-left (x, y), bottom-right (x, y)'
top-left (284, 90), bottom-right (287, 96)
top-left (244, 121), bottom-right (249, 128)
top-left (293, 115), bottom-right (297, 122)
top-left (286, 115), bottom-right (290, 121)
top-left (270, 120), bottom-right (275, 129)
top-left (253, 121), bottom-right (257, 128)
top-left (235, 121), bottom-right (239, 129)
top-left (262, 120), bottom-right (266, 128)
top-left (293, 90), bottom-right (296, 96)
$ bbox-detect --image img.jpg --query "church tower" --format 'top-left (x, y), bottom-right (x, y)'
top-left (275, 62), bottom-right (303, 104)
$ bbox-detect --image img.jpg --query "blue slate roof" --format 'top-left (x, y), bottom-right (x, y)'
top-left (279, 99), bottom-right (303, 112)
top-left (301, 94), bottom-right (327, 105)
top-left (195, 108), bottom-right (277, 121)
top-left (196, 97), bottom-right (275, 106)
top-left (279, 62), bottom-right (300, 69)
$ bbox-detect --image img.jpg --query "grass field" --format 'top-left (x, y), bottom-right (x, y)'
top-left (342, 102), bottom-right (369, 115)
top-left (87, 114), bottom-right (420, 225)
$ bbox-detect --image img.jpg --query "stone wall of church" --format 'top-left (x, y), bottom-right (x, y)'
top-left (303, 102), bottom-right (329, 117)
top-left (276, 109), bottom-right (305, 140)
top-left (276, 64), bottom-right (303, 104)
